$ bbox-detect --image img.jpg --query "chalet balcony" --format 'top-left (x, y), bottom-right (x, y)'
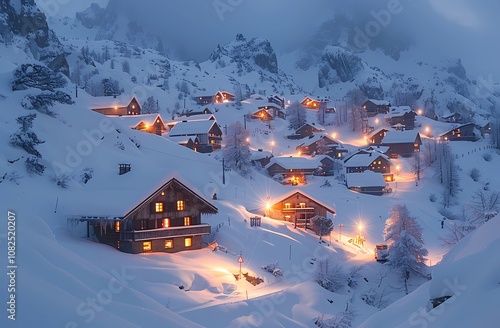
top-left (120, 224), bottom-right (211, 241)
top-left (282, 207), bottom-right (315, 213)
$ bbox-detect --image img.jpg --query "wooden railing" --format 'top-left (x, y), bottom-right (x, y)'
top-left (120, 224), bottom-right (211, 241)
top-left (282, 207), bottom-right (315, 213)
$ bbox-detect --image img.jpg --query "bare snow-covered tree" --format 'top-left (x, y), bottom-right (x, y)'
top-left (384, 204), bottom-right (428, 293)
top-left (412, 152), bottom-right (422, 183)
top-left (121, 60), bottom-right (130, 73)
top-left (9, 114), bottom-right (45, 158)
top-left (287, 101), bottom-right (307, 130)
top-left (223, 121), bottom-right (252, 176)
top-left (315, 300), bottom-right (356, 328)
top-left (12, 63), bottom-right (67, 91)
top-left (314, 260), bottom-right (347, 292)
top-left (470, 189), bottom-right (500, 225)
top-left (312, 216), bottom-right (334, 241)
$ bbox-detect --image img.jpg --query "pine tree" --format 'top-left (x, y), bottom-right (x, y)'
top-left (223, 121), bottom-right (252, 177)
top-left (384, 204), bottom-right (428, 293)
top-left (312, 216), bottom-right (334, 241)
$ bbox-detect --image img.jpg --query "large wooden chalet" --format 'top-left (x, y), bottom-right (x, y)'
top-left (292, 123), bottom-right (325, 139)
top-left (91, 96), bottom-right (142, 116)
top-left (168, 120), bottom-right (223, 152)
top-left (266, 156), bottom-right (324, 179)
top-left (73, 178), bottom-right (218, 254)
top-left (251, 104), bottom-right (285, 121)
top-left (439, 123), bottom-right (479, 142)
top-left (296, 134), bottom-right (347, 159)
top-left (267, 95), bottom-right (285, 109)
top-left (362, 99), bottom-right (391, 116)
top-left (385, 106), bottom-right (417, 130)
top-left (369, 128), bottom-right (389, 145)
top-left (379, 130), bottom-right (422, 158)
top-left (110, 114), bottom-right (167, 136)
top-left (266, 191), bottom-right (336, 229)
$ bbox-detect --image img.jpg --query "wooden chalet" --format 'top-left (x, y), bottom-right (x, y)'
top-left (266, 191), bottom-right (336, 229)
top-left (193, 91), bottom-right (235, 105)
top-left (72, 178), bottom-right (218, 254)
top-left (250, 149), bottom-right (273, 167)
top-left (251, 108), bottom-right (274, 121)
top-left (439, 123), bottom-right (479, 142)
top-left (293, 123), bottom-right (325, 139)
top-left (168, 120), bottom-right (223, 152)
top-left (344, 151), bottom-right (394, 182)
top-left (345, 171), bottom-right (387, 196)
top-left (369, 128), bottom-right (389, 145)
top-left (296, 134), bottom-right (347, 159)
top-left (90, 96), bottom-right (141, 116)
top-left (110, 114), bottom-right (167, 135)
top-left (362, 99), bottom-right (391, 116)
top-left (166, 114), bottom-right (216, 131)
top-left (385, 106), bottom-right (417, 130)
top-left (267, 95), bottom-right (285, 109)
top-left (442, 112), bottom-right (462, 124)
top-left (266, 156), bottom-right (322, 178)
top-left (379, 130), bottom-right (422, 158)
top-left (300, 96), bottom-right (330, 110)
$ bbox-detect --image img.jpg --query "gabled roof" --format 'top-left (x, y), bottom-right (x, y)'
top-left (170, 114), bottom-right (215, 123)
top-left (300, 134), bottom-right (339, 147)
top-left (381, 130), bottom-right (421, 144)
top-left (369, 128), bottom-right (389, 139)
top-left (266, 156), bottom-right (321, 170)
top-left (89, 95), bottom-right (139, 109)
top-left (296, 122), bottom-right (325, 132)
top-left (365, 99), bottom-right (391, 106)
top-left (258, 103), bottom-right (282, 110)
top-left (169, 120), bottom-right (220, 136)
top-left (346, 171), bottom-right (386, 188)
top-left (109, 114), bottom-right (165, 129)
top-left (439, 123), bottom-right (477, 137)
top-left (167, 136), bottom-right (198, 144)
top-left (249, 149), bottom-right (273, 160)
top-left (301, 96), bottom-right (330, 103)
top-left (271, 191), bottom-right (336, 215)
top-left (344, 152), bottom-right (391, 167)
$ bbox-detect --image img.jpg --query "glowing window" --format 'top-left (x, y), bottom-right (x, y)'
top-left (184, 217), bottom-right (191, 226)
top-left (177, 200), bottom-right (185, 211)
top-left (284, 203), bottom-right (291, 209)
top-left (143, 241), bottom-right (152, 252)
top-left (114, 221), bottom-right (120, 232)
top-left (165, 239), bottom-right (173, 249)
top-left (155, 202), bottom-right (164, 213)
top-left (185, 237), bottom-right (192, 247)
top-left (299, 203), bottom-right (306, 208)
top-left (163, 218), bottom-right (170, 228)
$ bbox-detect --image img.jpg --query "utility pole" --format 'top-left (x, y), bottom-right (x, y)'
top-left (222, 158), bottom-right (225, 185)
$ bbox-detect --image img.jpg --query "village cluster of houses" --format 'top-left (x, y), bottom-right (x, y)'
top-left (75, 93), bottom-right (493, 255)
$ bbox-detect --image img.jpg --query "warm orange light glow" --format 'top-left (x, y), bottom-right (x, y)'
top-left (245, 137), bottom-right (250, 142)
top-left (375, 118), bottom-right (379, 124)
top-left (297, 151), bottom-right (302, 156)
top-left (332, 133), bottom-right (337, 138)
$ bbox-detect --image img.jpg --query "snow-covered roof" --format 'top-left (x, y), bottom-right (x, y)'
top-left (301, 133), bottom-right (338, 146)
top-left (385, 106), bottom-right (413, 118)
top-left (363, 145), bottom-right (391, 154)
top-left (344, 152), bottom-right (391, 167)
top-left (266, 156), bottom-right (321, 170)
top-left (301, 96), bottom-right (330, 102)
top-left (345, 171), bottom-right (386, 188)
top-left (381, 130), bottom-right (420, 144)
top-left (249, 149), bottom-right (272, 160)
top-left (108, 114), bottom-right (164, 128)
top-left (366, 99), bottom-right (391, 106)
top-left (296, 122), bottom-right (325, 132)
top-left (168, 114), bottom-right (215, 125)
top-left (88, 95), bottom-right (139, 109)
top-left (167, 136), bottom-right (197, 144)
top-left (169, 120), bottom-right (218, 136)
top-left (270, 191), bottom-right (336, 214)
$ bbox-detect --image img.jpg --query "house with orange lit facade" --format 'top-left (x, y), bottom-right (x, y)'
top-left (300, 96), bottom-right (330, 110)
top-left (72, 178), bottom-right (218, 254)
top-left (109, 114), bottom-right (167, 135)
top-left (266, 191), bottom-right (336, 229)
top-left (194, 91), bottom-right (236, 105)
top-left (344, 151), bottom-right (394, 182)
top-left (90, 95), bottom-right (142, 116)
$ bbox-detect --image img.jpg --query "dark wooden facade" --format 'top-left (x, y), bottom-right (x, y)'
top-left (295, 123), bottom-right (324, 138)
top-left (344, 154), bottom-right (392, 174)
top-left (268, 95), bottom-right (285, 109)
top-left (439, 123), bottom-right (478, 142)
top-left (267, 191), bottom-right (336, 229)
top-left (297, 135), bottom-right (340, 156)
top-left (362, 100), bottom-right (390, 116)
top-left (90, 178), bottom-right (218, 254)
top-left (133, 115), bottom-right (167, 135)
top-left (251, 108), bottom-right (274, 121)
top-left (386, 110), bottom-right (417, 130)
top-left (369, 129), bottom-right (389, 145)
top-left (91, 96), bottom-right (142, 116)
top-left (381, 135), bottom-right (422, 158)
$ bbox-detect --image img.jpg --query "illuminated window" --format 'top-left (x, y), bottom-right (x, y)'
top-left (378, 161), bottom-right (381, 165)
top-left (184, 217), bottom-right (191, 226)
top-left (165, 239), bottom-right (173, 249)
top-left (284, 203), bottom-right (291, 209)
top-left (177, 200), bottom-right (185, 211)
top-left (143, 241), bottom-right (152, 252)
top-left (155, 202), bottom-right (164, 213)
top-left (114, 221), bottom-right (120, 232)
top-left (299, 203), bottom-right (306, 208)
top-left (161, 191), bottom-right (165, 196)
top-left (163, 218), bottom-right (170, 228)
top-left (185, 237), bottom-right (192, 247)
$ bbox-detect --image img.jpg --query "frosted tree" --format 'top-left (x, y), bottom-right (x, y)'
top-left (223, 121), bottom-right (252, 177)
top-left (142, 96), bottom-right (159, 114)
top-left (470, 190), bottom-right (500, 225)
top-left (312, 216), bottom-right (334, 242)
top-left (384, 204), bottom-right (428, 293)
top-left (317, 102), bottom-right (327, 125)
top-left (287, 101), bottom-right (306, 130)
top-left (121, 60), bottom-right (130, 73)
top-left (411, 152), bottom-right (421, 184)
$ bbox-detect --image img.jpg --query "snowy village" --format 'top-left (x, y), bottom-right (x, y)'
top-left (1, 1), bottom-right (500, 327)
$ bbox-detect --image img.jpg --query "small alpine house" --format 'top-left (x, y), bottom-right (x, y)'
top-left (72, 177), bottom-right (218, 254)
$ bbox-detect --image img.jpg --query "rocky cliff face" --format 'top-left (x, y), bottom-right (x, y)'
top-left (0, 0), bottom-right (69, 75)
top-left (318, 46), bottom-right (364, 86)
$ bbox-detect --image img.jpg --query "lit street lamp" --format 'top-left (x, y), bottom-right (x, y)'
top-left (338, 223), bottom-right (344, 241)
top-left (237, 253), bottom-right (244, 280)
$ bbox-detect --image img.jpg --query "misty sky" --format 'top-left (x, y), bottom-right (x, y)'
top-left (37, 0), bottom-right (499, 79)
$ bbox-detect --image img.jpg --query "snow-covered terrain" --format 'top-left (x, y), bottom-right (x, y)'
top-left (1, 0), bottom-right (500, 327)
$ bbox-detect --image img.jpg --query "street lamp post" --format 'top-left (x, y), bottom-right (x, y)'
top-left (237, 253), bottom-right (244, 280)
top-left (338, 223), bottom-right (344, 241)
